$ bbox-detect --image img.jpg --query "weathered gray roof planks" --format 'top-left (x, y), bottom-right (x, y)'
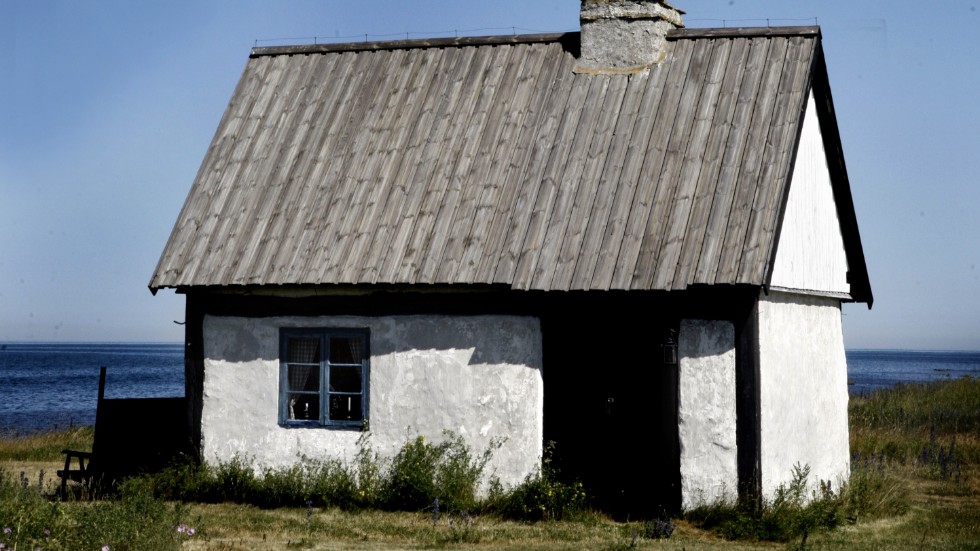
top-left (150, 26), bottom-right (872, 302)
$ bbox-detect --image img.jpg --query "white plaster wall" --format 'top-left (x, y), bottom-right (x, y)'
top-left (757, 291), bottom-right (850, 498)
top-left (770, 90), bottom-right (850, 297)
top-left (678, 319), bottom-right (738, 509)
top-left (200, 314), bottom-right (543, 488)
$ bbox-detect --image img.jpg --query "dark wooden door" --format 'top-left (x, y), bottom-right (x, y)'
top-left (543, 313), bottom-right (680, 517)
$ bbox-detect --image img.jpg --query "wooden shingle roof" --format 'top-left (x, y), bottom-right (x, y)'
top-left (150, 26), bottom-right (872, 302)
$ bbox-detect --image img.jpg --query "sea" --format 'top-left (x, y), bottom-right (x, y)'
top-left (1, 343), bottom-right (978, 434)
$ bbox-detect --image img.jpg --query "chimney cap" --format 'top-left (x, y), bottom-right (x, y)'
top-left (580, 0), bottom-right (685, 25)
top-left (577, 0), bottom-right (685, 73)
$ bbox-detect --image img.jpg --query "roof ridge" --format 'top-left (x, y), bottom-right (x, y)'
top-left (250, 32), bottom-right (573, 57)
top-left (250, 26), bottom-right (821, 58)
top-left (668, 25), bottom-right (820, 40)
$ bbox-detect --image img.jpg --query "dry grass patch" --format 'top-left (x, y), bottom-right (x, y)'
top-left (0, 460), bottom-right (63, 495)
top-left (178, 504), bottom-right (788, 551)
top-left (0, 426), bottom-right (93, 462)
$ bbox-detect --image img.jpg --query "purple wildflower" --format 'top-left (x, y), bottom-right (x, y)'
top-left (431, 498), bottom-right (440, 525)
top-left (187, 527), bottom-right (196, 536)
top-left (1, 528), bottom-right (9, 534)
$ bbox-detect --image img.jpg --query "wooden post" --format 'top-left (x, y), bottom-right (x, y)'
top-left (93, 366), bottom-right (106, 457)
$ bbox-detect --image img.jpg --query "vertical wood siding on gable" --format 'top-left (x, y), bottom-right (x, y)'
top-left (769, 90), bottom-right (850, 296)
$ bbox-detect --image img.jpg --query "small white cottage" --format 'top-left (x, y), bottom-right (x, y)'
top-left (150, 0), bottom-right (872, 514)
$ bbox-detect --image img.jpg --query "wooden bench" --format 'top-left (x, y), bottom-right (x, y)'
top-left (58, 366), bottom-right (106, 497)
top-left (57, 366), bottom-right (192, 497)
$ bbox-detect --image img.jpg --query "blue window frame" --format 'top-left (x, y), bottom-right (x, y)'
top-left (279, 328), bottom-right (369, 428)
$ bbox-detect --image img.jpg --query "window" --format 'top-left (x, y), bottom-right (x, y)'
top-left (279, 328), bottom-right (369, 428)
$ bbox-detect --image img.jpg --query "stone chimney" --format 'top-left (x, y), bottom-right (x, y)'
top-left (576, 0), bottom-right (685, 73)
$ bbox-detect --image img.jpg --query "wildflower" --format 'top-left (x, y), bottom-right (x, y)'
top-left (43, 528), bottom-right (51, 537)
top-left (177, 524), bottom-right (186, 534)
top-left (1, 528), bottom-right (9, 534)
top-left (431, 498), bottom-right (441, 525)
top-left (102, 546), bottom-right (110, 551)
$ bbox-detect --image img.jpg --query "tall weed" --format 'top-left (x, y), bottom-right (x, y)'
top-left (840, 455), bottom-right (909, 522)
top-left (686, 464), bottom-right (844, 543)
top-left (849, 377), bottom-right (979, 434)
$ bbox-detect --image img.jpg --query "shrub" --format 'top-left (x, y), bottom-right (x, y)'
top-left (379, 432), bottom-right (495, 512)
top-left (487, 444), bottom-right (588, 521)
top-left (305, 458), bottom-right (358, 509)
top-left (351, 434), bottom-right (382, 507)
top-left (380, 435), bottom-right (441, 510)
top-left (133, 432), bottom-right (498, 513)
top-left (209, 455), bottom-right (259, 503)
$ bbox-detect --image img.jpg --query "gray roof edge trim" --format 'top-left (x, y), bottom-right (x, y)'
top-left (250, 32), bottom-right (573, 57)
top-left (156, 282), bottom-right (520, 297)
top-left (668, 26), bottom-right (820, 40)
top-left (809, 44), bottom-right (873, 308)
top-left (767, 285), bottom-right (853, 302)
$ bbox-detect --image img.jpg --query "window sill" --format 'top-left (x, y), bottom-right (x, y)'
top-left (279, 420), bottom-right (365, 431)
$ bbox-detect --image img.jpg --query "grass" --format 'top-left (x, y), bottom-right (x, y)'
top-left (0, 425), bottom-right (93, 462)
top-left (850, 376), bottom-right (980, 468)
top-left (0, 466), bottom-right (188, 550)
top-left (2, 377), bottom-right (979, 550)
top-left (0, 426), bottom-right (95, 497)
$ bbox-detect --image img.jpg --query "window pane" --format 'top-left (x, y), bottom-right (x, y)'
top-left (329, 394), bottom-right (362, 421)
top-left (329, 365), bottom-right (362, 393)
top-left (288, 394), bottom-right (320, 421)
top-left (330, 336), bottom-right (363, 364)
top-left (288, 365), bottom-right (319, 392)
top-left (288, 337), bottom-right (320, 363)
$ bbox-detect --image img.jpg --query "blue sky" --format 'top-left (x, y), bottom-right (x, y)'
top-left (1, 0), bottom-right (978, 350)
